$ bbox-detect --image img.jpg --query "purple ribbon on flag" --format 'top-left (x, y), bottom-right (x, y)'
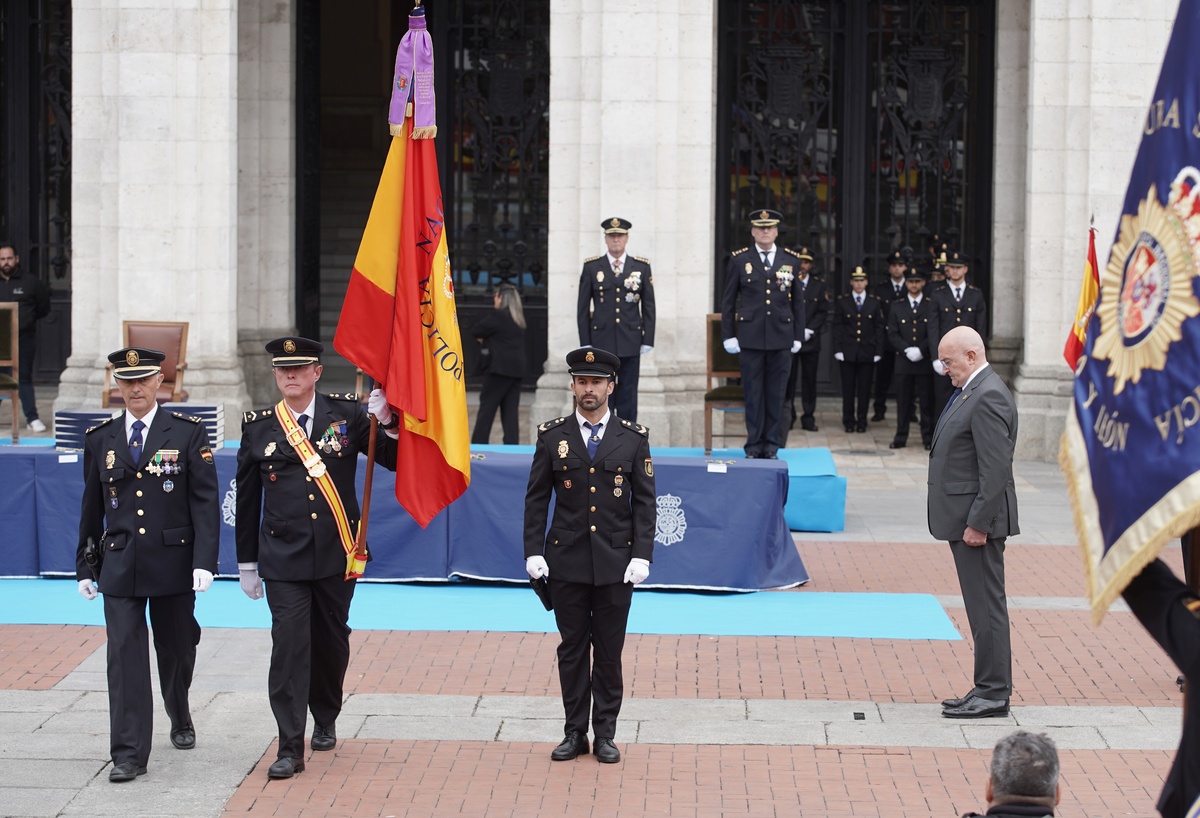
top-left (389, 5), bottom-right (436, 139)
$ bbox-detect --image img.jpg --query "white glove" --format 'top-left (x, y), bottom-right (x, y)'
top-left (624, 558), bottom-right (650, 585)
top-left (833, 352), bottom-right (844, 362)
top-left (873, 355), bottom-right (882, 363)
top-left (639, 345), bottom-right (653, 355)
top-left (526, 556), bottom-right (549, 579)
top-left (368, 388), bottom-right (394, 426)
top-left (804, 328), bottom-right (814, 341)
top-left (932, 359), bottom-right (946, 376)
top-left (723, 338), bottom-right (740, 355)
top-left (904, 346), bottom-right (923, 362)
top-left (239, 567), bottom-right (264, 600)
top-left (790, 340), bottom-right (802, 354)
top-left (192, 568), bottom-right (214, 592)
top-left (78, 579), bottom-right (98, 601)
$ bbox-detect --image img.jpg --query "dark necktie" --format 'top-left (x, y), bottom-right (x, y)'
top-left (761, 251), bottom-right (770, 269)
top-left (911, 299), bottom-right (918, 312)
top-left (129, 419), bottom-right (145, 464)
top-left (855, 295), bottom-right (863, 312)
top-left (955, 287), bottom-right (962, 302)
top-left (583, 421), bottom-right (602, 458)
top-left (298, 413), bottom-right (310, 438)
top-left (894, 284), bottom-right (902, 297)
top-left (940, 387), bottom-right (963, 423)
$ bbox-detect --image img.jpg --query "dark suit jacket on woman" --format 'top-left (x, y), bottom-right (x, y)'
top-left (473, 309), bottom-right (526, 379)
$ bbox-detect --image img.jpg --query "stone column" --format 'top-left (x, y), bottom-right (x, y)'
top-left (59, 0), bottom-right (250, 421)
top-left (534, 1), bottom-right (717, 445)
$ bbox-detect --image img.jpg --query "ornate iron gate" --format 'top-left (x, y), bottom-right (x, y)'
top-left (716, 0), bottom-right (995, 304)
top-left (0, 0), bottom-right (72, 381)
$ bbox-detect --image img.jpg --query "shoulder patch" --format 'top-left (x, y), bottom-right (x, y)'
top-left (537, 416), bottom-right (569, 434)
top-left (171, 411), bottom-right (202, 424)
top-left (632, 255), bottom-right (651, 264)
top-left (85, 416), bottom-right (117, 435)
top-left (583, 254), bottom-right (603, 263)
top-left (327, 393), bottom-right (360, 402)
top-left (242, 407), bottom-right (275, 424)
top-left (619, 418), bottom-right (650, 436)
top-left (731, 246), bottom-right (749, 255)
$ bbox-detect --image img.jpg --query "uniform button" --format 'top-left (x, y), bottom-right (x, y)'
top-left (309, 494), bottom-right (315, 501)
top-left (137, 509), bottom-right (144, 517)
top-left (589, 467), bottom-right (595, 474)
top-left (590, 506), bottom-right (596, 512)
top-left (136, 472), bottom-right (143, 479)
top-left (136, 490), bottom-right (143, 497)
top-left (616, 318), bottom-right (621, 323)
top-left (590, 525), bottom-right (596, 532)
top-left (311, 512), bottom-right (318, 520)
top-left (138, 528), bottom-right (145, 535)
top-left (616, 307), bottom-right (621, 313)
top-left (562, 465), bottom-right (567, 470)
top-left (765, 299), bottom-right (771, 305)
top-left (856, 329), bottom-right (861, 335)
top-left (590, 487), bottom-right (596, 493)
top-left (306, 476), bottom-right (312, 482)
top-left (617, 466), bottom-right (623, 472)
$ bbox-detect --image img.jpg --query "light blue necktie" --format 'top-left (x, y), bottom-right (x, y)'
top-left (583, 421), bottom-right (602, 459)
top-left (129, 419), bottom-right (145, 464)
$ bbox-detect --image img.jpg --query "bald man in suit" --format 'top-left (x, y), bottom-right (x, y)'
top-left (928, 326), bottom-right (1019, 719)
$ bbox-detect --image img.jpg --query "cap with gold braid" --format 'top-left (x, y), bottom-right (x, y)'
top-left (748, 209), bottom-right (783, 227)
top-left (265, 336), bottom-right (324, 367)
top-left (108, 347), bottom-right (166, 380)
top-left (601, 217), bottom-right (632, 235)
top-left (567, 346), bottom-right (620, 379)
top-left (849, 265), bottom-right (868, 281)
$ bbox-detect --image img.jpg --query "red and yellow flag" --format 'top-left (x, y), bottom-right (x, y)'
top-left (1063, 226), bottom-right (1100, 370)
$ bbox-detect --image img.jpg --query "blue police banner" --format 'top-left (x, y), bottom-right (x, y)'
top-left (1061, 0), bottom-right (1200, 622)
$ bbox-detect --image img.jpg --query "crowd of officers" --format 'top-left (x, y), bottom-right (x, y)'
top-left (719, 209), bottom-right (988, 455)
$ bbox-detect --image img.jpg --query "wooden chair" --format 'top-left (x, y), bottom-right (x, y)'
top-left (103, 320), bottom-right (189, 408)
top-left (704, 312), bottom-right (743, 454)
top-left (0, 302), bottom-right (19, 443)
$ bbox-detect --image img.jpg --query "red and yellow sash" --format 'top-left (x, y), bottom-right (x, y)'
top-left (275, 401), bottom-right (365, 579)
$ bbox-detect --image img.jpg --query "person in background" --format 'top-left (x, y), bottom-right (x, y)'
top-left (831, 266), bottom-right (885, 433)
top-left (961, 731), bottom-right (1060, 818)
top-left (0, 242), bottom-right (50, 432)
top-left (471, 283), bottom-right (527, 445)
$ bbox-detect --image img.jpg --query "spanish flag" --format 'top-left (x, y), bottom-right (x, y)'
top-left (334, 5), bottom-right (469, 527)
top-left (1062, 226), bottom-right (1099, 371)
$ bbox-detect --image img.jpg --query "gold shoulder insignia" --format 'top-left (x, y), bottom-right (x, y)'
top-left (242, 407), bottom-right (275, 423)
top-left (171, 412), bottom-right (202, 423)
top-left (633, 255), bottom-right (651, 264)
top-left (732, 246), bottom-right (749, 255)
top-left (583, 254), bottom-right (603, 263)
top-left (538, 416), bottom-right (568, 434)
top-left (85, 416), bottom-right (117, 434)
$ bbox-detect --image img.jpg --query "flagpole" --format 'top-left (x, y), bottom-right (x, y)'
top-left (348, 416), bottom-right (378, 580)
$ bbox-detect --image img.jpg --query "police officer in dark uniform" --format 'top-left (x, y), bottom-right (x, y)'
top-left (783, 245), bottom-right (830, 432)
top-left (720, 209), bottom-right (806, 458)
top-left (235, 337), bottom-right (398, 780)
top-left (832, 266), bottom-right (886, 433)
top-left (76, 347), bottom-right (219, 782)
top-left (871, 249), bottom-right (910, 421)
top-left (886, 265), bottom-right (938, 449)
top-left (524, 347), bottom-right (655, 765)
top-left (930, 248), bottom-right (988, 417)
top-left (577, 217), bottom-right (656, 422)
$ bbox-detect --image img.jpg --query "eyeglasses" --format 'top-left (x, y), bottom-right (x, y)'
top-left (939, 350), bottom-right (968, 368)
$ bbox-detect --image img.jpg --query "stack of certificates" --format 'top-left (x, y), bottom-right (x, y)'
top-left (163, 403), bottom-right (225, 449)
top-left (54, 409), bottom-right (120, 451)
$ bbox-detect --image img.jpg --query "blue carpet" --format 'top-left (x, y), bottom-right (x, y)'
top-left (0, 579), bottom-right (959, 640)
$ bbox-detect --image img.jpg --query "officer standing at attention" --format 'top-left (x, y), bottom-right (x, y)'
top-left (831, 266), bottom-right (886, 433)
top-left (887, 265), bottom-right (938, 449)
top-left (235, 337), bottom-right (398, 780)
top-left (576, 217), bottom-right (656, 423)
top-left (524, 347), bottom-right (656, 765)
top-left (930, 248), bottom-right (988, 417)
top-left (721, 209), bottom-right (806, 458)
top-left (870, 249), bottom-right (909, 422)
top-left (783, 245), bottom-right (830, 432)
top-left (76, 347), bottom-right (219, 783)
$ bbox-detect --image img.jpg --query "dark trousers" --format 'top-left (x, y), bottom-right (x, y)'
top-left (839, 360), bottom-right (874, 426)
top-left (103, 591), bottom-right (200, 766)
top-left (739, 347), bottom-right (790, 457)
top-left (932, 370), bottom-right (954, 419)
top-left (612, 354), bottom-right (641, 422)
top-left (872, 349), bottom-right (896, 417)
top-left (949, 537), bottom-right (1012, 699)
top-left (551, 579), bottom-right (634, 739)
top-left (472, 374), bottom-right (522, 445)
top-left (0, 331), bottom-right (38, 421)
top-left (893, 371), bottom-right (933, 444)
top-left (785, 349), bottom-right (820, 423)
top-left (264, 575), bottom-right (355, 758)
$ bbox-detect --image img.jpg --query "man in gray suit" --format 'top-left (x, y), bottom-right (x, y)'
top-left (928, 326), bottom-right (1018, 719)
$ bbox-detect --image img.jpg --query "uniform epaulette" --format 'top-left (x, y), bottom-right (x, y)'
top-left (171, 411), bottom-right (202, 424)
top-left (784, 248), bottom-right (805, 257)
top-left (537, 416), bottom-right (569, 434)
top-left (731, 246), bottom-right (749, 255)
top-left (619, 418), bottom-right (650, 436)
top-left (583, 254), bottom-right (603, 263)
top-left (242, 407), bottom-right (275, 424)
top-left (632, 255), bottom-right (651, 264)
top-left (327, 393), bottom-right (360, 402)
top-left (85, 416), bottom-right (117, 435)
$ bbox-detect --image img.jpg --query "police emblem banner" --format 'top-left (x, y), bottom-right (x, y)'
top-left (1061, 0), bottom-right (1200, 622)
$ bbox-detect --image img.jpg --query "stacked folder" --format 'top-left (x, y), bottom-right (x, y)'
top-left (163, 403), bottom-right (225, 449)
top-left (53, 410), bottom-right (120, 451)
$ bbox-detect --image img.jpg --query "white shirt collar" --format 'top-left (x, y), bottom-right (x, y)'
top-left (289, 397), bottom-right (317, 432)
top-left (910, 294), bottom-right (922, 306)
top-left (961, 362), bottom-right (989, 391)
top-left (125, 402), bottom-right (159, 436)
top-left (576, 409), bottom-right (611, 441)
top-left (756, 244), bottom-right (776, 256)
top-left (607, 253), bottom-right (626, 267)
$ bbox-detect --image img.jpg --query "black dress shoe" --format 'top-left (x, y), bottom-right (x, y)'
top-left (551, 731), bottom-right (589, 761)
top-left (268, 756), bottom-right (305, 779)
top-left (593, 737), bottom-right (621, 764)
top-left (109, 762), bottom-right (147, 782)
top-left (856, 423), bottom-right (867, 433)
top-left (170, 725), bottom-right (196, 750)
top-left (844, 424), bottom-right (855, 433)
top-left (871, 411), bottom-right (886, 422)
top-left (942, 697), bottom-right (1009, 719)
top-left (924, 442), bottom-right (932, 450)
top-left (941, 692), bottom-right (974, 709)
top-left (311, 723), bottom-right (337, 751)
top-left (800, 418), bottom-right (817, 432)
top-left (889, 440), bottom-right (906, 449)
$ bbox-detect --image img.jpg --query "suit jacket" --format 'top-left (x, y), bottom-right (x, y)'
top-left (524, 414), bottom-right (656, 586)
top-left (1122, 558), bottom-right (1200, 818)
top-left (797, 275), bottom-right (831, 352)
top-left (887, 295), bottom-right (938, 375)
top-left (930, 283), bottom-right (988, 343)
top-left (76, 410), bottom-right (219, 596)
top-left (927, 366), bottom-right (1019, 541)
top-left (721, 246), bottom-right (806, 350)
top-left (235, 393), bottom-right (398, 581)
top-left (473, 308), bottom-right (526, 379)
top-left (831, 292), bottom-right (886, 362)
top-left (577, 254), bottom-right (656, 356)
top-left (871, 278), bottom-right (908, 311)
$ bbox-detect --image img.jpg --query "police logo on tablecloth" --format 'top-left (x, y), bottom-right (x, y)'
top-left (222, 479), bottom-right (237, 527)
top-left (654, 494), bottom-right (687, 546)
top-left (1093, 168), bottom-right (1200, 393)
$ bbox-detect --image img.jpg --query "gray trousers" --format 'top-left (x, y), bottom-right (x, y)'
top-left (949, 536), bottom-right (1012, 699)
